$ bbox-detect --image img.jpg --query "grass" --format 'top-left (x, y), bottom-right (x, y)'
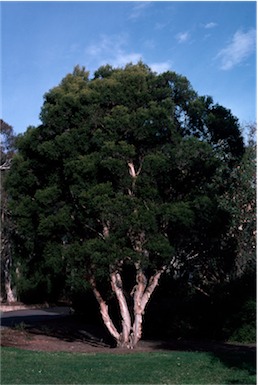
top-left (1, 347), bottom-right (256, 384)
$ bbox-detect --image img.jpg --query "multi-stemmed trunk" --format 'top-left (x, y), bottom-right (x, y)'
top-left (89, 160), bottom-right (166, 348)
top-left (89, 264), bottom-right (165, 349)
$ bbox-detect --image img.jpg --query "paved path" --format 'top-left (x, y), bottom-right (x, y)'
top-left (0, 307), bottom-right (71, 329)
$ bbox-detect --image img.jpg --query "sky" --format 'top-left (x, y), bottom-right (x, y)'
top-left (1, 1), bottom-right (257, 136)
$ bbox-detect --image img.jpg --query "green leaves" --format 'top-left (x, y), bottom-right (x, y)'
top-left (206, 104), bottom-right (244, 159)
top-left (102, 140), bottom-right (136, 160)
top-left (5, 61), bottom-right (246, 302)
top-left (162, 202), bottom-right (195, 228)
top-left (146, 234), bottom-right (175, 268)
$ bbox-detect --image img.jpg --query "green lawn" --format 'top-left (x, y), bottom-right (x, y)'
top-left (1, 347), bottom-right (255, 384)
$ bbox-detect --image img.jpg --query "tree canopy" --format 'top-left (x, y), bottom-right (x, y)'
top-left (6, 62), bottom-right (246, 347)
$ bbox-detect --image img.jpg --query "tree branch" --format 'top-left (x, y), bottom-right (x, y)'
top-left (141, 266), bottom-right (166, 311)
top-left (110, 270), bottom-right (131, 346)
top-left (0, 160), bottom-right (12, 171)
top-left (127, 160), bottom-right (143, 194)
top-left (89, 275), bottom-right (120, 341)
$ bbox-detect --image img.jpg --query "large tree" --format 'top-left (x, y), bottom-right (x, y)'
top-left (6, 63), bottom-right (244, 347)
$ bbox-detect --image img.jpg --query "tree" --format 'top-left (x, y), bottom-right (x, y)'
top-left (6, 63), bottom-right (244, 347)
top-left (0, 119), bottom-right (17, 302)
top-left (219, 123), bottom-right (256, 278)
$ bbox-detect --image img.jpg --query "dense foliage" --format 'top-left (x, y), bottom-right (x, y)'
top-left (5, 62), bottom-right (252, 346)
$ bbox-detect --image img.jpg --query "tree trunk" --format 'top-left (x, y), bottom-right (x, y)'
top-left (130, 265), bottom-right (166, 348)
top-left (89, 275), bottom-right (120, 342)
top-left (89, 263), bottom-right (166, 349)
top-left (110, 271), bottom-right (132, 347)
top-left (2, 246), bottom-right (17, 303)
top-left (1, 165), bottom-right (17, 304)
top-left (5, 280), bottom-right (16, 303)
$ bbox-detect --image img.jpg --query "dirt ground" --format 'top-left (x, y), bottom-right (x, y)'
top-left (1, 315), bottom-right (256, 355)
top-left (1, 316), bottom-right (164, 354)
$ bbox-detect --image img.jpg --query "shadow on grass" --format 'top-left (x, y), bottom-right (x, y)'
top-left (2, 313), bottom-right (115, 348)
top-left (1, 311), bottom-right (256, 377)
top-left (154, 339), bottom-right (256, 377)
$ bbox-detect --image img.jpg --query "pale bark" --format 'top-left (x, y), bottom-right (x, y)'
top-left (1, 235), bottom-right (17, 303)
top-left (89, 263), bottom-right (166, 349)
top-left (141, 268), bottom-right (165, 311)
top-left (88, 222), bottom-right (124, 344)
top-left (88, 158), bottom-right (165, 348)
top-left (103, 221), bottom-right (110, 239)
top-left (131, 264), bottom-right (165, 347)
top-left (127, 226), bottom-right (166, 347)
top-left (127, 161), bottom-right (143, 195)
top-left (110, 271), bottom-right (131, 347)
top-left (4, 256), bottom-right (16, 303)
top-left (128, 162), bottom-right (142, 178)
top-left (89, 276), bottom-right (120, 342)
top-left (1, 163), bottom-right (17, 303)
top-left (5, 280), bottom-right (16, 303)
top-left (2, 266), bottom-right (16, 303)
top-left (131, 268), bottom-right (146, 346)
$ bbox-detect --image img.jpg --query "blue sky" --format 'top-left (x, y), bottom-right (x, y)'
top-left (1, 1), bottom-right (256, 135)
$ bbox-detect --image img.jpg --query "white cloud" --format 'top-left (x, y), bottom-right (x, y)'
top-left (85, 34), bottom-right (171, 73)
top-left (86, 34), bottom-right (127, 58)
top-left (176, 31), bottom-right (190, 43)
top-left (155, 22), bottom-right (169, 31)
top-left (149, 61), bottom-right (171, 74)
top-left (85, 34), bottom-right (171, 74)
top-left (85, 34), bottom-right (142, 70)
top-left (129, 2), bottom-right (152, 20)
top-left (216, 29), bottom-right (256, 70)
top-left (112, 53), bottom-right (143, 68)
top-left (204, 22), bottom-right (217, 29)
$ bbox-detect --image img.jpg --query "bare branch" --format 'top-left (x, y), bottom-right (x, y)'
top-left (190, 284), bottom-right (210, 297)
top-left (103, 220), bottom-right (110, 239)
top-left (128, 162), bottom-right (136, 178)
top-left (0, 159), bottom-right (12, 170)
top-left (84, 224), bottom-right (105, 240)
top-left (141, 266), bottom-right (166, 311)
top-left (128, 160), bottom-right (143, 178)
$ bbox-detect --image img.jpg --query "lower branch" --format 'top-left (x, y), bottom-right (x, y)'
top-left (141, 266), bottom-right (166, 311)
top-left (131, 265), bottom-right (166, 347)
top-left (89, 275), bottom-right (120, 342)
